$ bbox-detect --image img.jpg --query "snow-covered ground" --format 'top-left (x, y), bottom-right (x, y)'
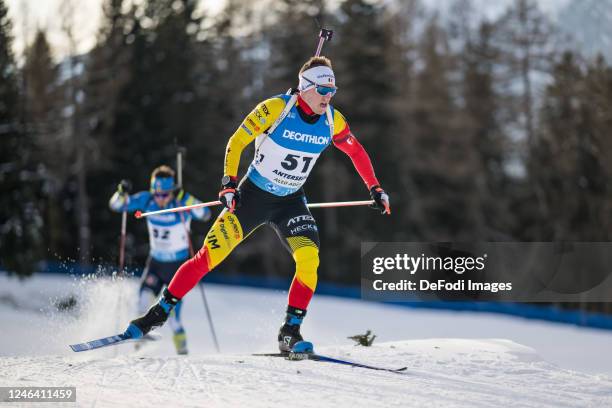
top-left (1, 273), bottom-right (611, 407)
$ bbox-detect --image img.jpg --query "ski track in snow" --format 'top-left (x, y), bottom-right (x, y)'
top-left (1, 273), bottom-right (612, 407)
top-left (1, 341), bottom-right (611, 407)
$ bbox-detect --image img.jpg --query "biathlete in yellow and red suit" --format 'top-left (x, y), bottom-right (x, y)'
top-left (126, 56), bottom-right (391, 353)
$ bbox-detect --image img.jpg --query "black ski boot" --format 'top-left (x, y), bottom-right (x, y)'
top-left (126, 288), bottom-right (180, 339)
top-left (278, 306), bottom-right (308, 353)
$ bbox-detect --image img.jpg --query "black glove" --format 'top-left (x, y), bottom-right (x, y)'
top-left (219, 177), bottom-right (240, 213)
top-left (370, 185), bottom-right (391, 215)
top-left (117, 179), bottom-right (132, 195)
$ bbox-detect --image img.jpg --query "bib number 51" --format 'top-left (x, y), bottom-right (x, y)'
top-left (281, 154), bottom-right (313, 173)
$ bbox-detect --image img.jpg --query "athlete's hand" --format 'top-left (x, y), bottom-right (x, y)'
top-left (219, 178), bottom-right (240, 213)
top-left (117, 179), bottom-right (132, 196)
top-left (369, 185), bottom-right (391, 215)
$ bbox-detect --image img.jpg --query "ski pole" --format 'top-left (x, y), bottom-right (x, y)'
top-left (135, 199), bottom-right (375, 219)
top-left (198, 283), bottom-right (220, 352)
top-left (306, 200), bottom-right (373, 209)
top-left (118, 209), bottom-right (127, 272)
top-left (135, 200), bottom-right (221, 218)
top-left (114, 207), bottom-right (128, 357)
top-left (315, 28), bottom-right (333, 57)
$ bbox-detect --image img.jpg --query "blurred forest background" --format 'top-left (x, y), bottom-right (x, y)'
top-left (1, 0), bottom-right (612, 313)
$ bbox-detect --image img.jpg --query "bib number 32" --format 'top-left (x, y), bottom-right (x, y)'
top-left (153, 229), bottom-right (170, 240)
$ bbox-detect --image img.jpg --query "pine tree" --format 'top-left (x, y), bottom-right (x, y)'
top-left (578, 55), bottom-right (612, 238)
top-left (405, 16), bottom-right (483, 240)
top-left (533, 53), bottom-right (612, 241)
top-left (460, 21), bottom-right (513, 238)
top-left (56, 0), bottom-right (94, 265)
top-left (0, 0), bottom-right (44, 276)
top-left (23, 30), bottom-right (57, 133)
top-left (532, 52), bottom-right (581, 239)
top-left (84, 0), bottom-right (140, 263)
top-left (383, 0), bottom-right (423, 242)
top-left (493, 0), bottom-right (556, 239)
top-left (262, 0), bottom-right (326, 93)
top-left (187, 0), bottom-right (253, 194)
top-left (22, 29), bottom-right (66, 257)
top-left (571, 60), bottom-right (609, 240)
top-left (494, 0), bottom-right (554, 147)
top-left (99, 0), bottom-right (206, 263)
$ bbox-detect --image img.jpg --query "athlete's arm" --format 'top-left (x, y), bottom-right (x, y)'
top-left (178, 190), bottom-right (211, 222)
top-left (223, 97), bottom-right (286, 180)
top-left (109, 191), bottom-right (150, 213)
top-left (331, 110), bottom-right (380, 189)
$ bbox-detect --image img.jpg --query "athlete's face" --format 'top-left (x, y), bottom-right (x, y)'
top-left (153, 192), bottom-right (174, 208)
top-left (301, 85), bottom-right (335, 115)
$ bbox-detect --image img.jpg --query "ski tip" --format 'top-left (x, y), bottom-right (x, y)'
top-left (69, 343), bottom-right (89, 352)
top-left (252, 352), bottom-right (288, 357)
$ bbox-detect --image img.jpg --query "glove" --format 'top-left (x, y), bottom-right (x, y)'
top-left (219, 177), bottom-right (240, 213)
top-left (369, 185), bottom-right (391, 215)
top-left (117, 179), bottom-right (132, 196)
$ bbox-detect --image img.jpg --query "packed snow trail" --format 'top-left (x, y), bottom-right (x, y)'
top-left (1, 340), bottom-right (611, 407)
top-left (1, 273), bottom-right (612, 407)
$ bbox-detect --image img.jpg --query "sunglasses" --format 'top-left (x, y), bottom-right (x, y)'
top-left (154, 192), bottom-right (171, 198)
top-left (304, 77), bottom-right (337, 96)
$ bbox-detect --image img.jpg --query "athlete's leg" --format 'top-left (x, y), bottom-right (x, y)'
top-left (168, 301), bottom-right (187, 354)
top-left (154, 260), bottom-right (190, 354)
top-left (286, 237), bottom-right (320, 309)
top-left (167, 299), bottom-right (184, 331)
top-left (271, 199), bottom-right (320, 351)
top-left (167, 187), bottom-right (266, 299)
top-left (128, 181), bottom-right (268, 338)
top-left (154, 259), bottom-right (186, 329)
top-left (273, 202), bottom-right (321, 310)
top-left (138, 257), bottom-right (164, 314)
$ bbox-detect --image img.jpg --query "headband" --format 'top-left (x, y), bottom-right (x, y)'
top-left (298, 65), bottom-right (336, 91)
top-left (150, 176), bottom-right (176, 193)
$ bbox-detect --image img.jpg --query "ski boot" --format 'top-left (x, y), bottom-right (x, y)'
top-left (173, 329), bottom-right (188, 355)
top-left (126, 288), bottom-right (180, 339)
top-left (278, 306), bottom-right (313, 360)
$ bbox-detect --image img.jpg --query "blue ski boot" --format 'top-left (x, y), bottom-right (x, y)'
top-left (278, 306), bottom-right (313, 358)
top-left (126, 288), bottom-right (180, 339)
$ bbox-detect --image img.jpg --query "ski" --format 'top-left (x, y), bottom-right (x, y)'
top-left (310, 354), bottom-right (408, 374)
top-left (69, 327), bottom-right (159, 352)
top-left (70, 333), bottom-right (132, 352)
top-left (252, 352), bottom-right (408, 374)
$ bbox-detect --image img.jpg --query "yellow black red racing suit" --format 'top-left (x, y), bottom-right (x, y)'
top-left (167, 93), bottom-right (381, 310)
